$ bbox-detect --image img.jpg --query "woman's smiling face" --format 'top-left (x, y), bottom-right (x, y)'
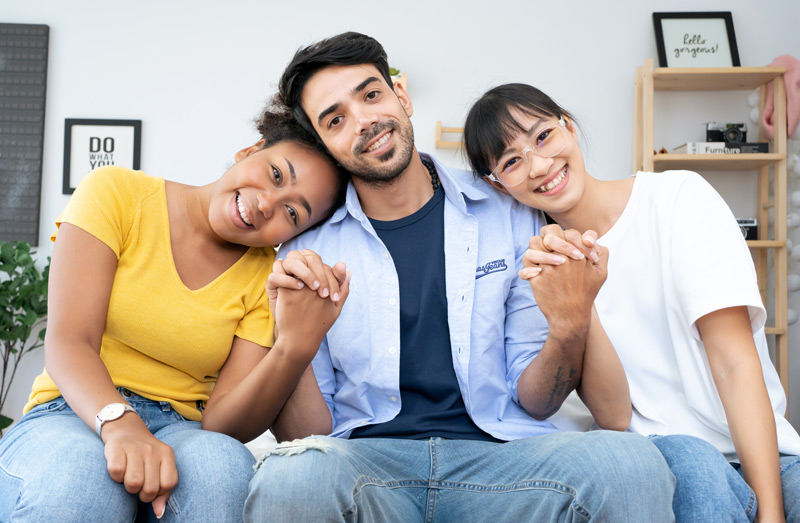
top-left (491, 110), bottom-right (588, 217)
top-left (209, 141), bottom-right (340, 247)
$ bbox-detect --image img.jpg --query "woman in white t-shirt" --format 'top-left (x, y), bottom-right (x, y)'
top-left (463, 83), bottom-right (800, 522)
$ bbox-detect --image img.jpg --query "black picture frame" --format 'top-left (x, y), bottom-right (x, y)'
top-left (653, 12), bottom-right (740, 68)
top-left (63, 119), bottom-right (142, 194)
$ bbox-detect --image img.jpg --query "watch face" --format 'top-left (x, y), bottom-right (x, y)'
top-left (99, 403), bottom-right (126, 421)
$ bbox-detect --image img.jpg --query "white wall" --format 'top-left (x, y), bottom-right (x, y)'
top-left (3, 0), bottom-right (800, 427)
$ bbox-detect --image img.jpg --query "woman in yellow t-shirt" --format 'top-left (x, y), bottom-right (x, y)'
top-left (0, 108), bottom-right (351, 522)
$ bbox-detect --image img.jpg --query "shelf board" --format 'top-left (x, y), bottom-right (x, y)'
top-left (766, 327), bottom-right (787, 336)
top-left (653, 66), bottom-right (786, 91)
top-left (747, 240), bottom-right (785, 249)
top-left (653, 153), bottom-right (784, 171)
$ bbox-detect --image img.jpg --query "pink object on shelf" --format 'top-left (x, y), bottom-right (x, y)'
top-left (762, 54), bottom-right (800, 140)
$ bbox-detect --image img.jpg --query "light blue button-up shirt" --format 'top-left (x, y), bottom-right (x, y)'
top-left (280, 154), bottom-right (559, 441)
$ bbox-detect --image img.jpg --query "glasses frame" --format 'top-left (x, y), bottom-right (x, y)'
top-left (486, 117), bottom-right (567, 188)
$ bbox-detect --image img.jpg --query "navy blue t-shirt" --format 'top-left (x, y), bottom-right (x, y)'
top-left (350, 186), bottom-right (498, 442)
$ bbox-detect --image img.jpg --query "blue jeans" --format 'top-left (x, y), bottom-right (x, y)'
top-left (0, 391), bottom-right (255, 522)
top-left (649, 434), bottom-right (800, 522)
top-left (245, 431), bottom-right (676, 522)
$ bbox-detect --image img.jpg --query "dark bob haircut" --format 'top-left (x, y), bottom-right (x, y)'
top-left (277, 32), bottom-right (393, 139)
top-left (464, 83), bottom-right (575, 179)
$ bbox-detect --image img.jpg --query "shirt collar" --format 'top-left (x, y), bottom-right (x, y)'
top-left (327, 152), bottom-right (489, 225)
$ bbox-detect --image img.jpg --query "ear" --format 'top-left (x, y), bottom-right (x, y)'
top-left (393, 80), bottom-right (414, 118)
top-left (234, 139), bottom-right (266, 162)
top-left (562, 116), bottom-right (578, 139)
top-left (484, 176), bottom-right (509, 195)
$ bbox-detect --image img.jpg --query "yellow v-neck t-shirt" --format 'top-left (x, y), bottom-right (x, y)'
top-left (25, 166), bottom-right (276, 421)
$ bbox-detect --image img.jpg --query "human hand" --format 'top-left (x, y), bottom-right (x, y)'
top-left (273, 268), bottom-right (351, 362)
top-left (101, 414), bottom-right (177, 519)
top-left (519, 225), bottom-right (600, 280)
top-left (270, 250), bottom-right (346, 302)
top-left (523, 235), bottom-right (608, 342)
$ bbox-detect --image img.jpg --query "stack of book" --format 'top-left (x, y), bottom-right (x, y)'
top-left (672, 142), bottom-right (769, 154)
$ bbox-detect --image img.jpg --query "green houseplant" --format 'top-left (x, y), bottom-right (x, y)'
top-left (0, 241), bottom-right (49, 432)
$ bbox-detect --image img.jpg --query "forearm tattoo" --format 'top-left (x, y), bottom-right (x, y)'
top-left (542, 366), bottom-right (578, 417)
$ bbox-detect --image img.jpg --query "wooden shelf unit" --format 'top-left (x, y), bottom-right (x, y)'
top-left (633, 58), bottom-right (790, 403)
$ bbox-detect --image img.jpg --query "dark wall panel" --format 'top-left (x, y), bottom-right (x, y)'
top-left (0, 23), bottom-right (49, 246)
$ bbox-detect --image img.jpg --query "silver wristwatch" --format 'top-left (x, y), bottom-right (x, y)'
top-left (95, 402), bottom-right (135, 436)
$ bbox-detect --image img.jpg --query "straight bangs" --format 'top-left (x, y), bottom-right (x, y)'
top-left (464, 83), bottom-right (569, 178)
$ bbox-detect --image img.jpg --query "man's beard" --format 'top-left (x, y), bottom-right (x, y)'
top-left (339, 119), bottom-right (415, 187)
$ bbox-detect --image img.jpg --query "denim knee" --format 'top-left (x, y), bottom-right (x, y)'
top-left (158, 427), bottom-right (255, 520)
top-left (650, 434), bottom-right (754, 522)
top-left (246, 436), bottom-right (352, 521)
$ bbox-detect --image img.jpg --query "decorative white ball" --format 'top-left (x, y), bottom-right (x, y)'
top-left (792, 245), bottom-right (800, 261)
top-left (789, 213), bottom-right (800, 228)
top-left (792, 191), bottom-right (800, 208)
top-left (749, 108), bottom-right (760, 124)
top-left (747, 90), bottom-right (760, 107)
top-left (794, 161), bottom-right (800, 176)
top-left (790, 154), bottom-right (800, 169)
top-left (789, 309), bottom-right (798, 325)
top-left (789, 239), bottom-right (795, 251)
top-left (789, 274), bottom-right (800, 292)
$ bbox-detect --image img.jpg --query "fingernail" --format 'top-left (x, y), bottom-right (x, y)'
top-left (321, 288), bottom-right (329, 298)
top-left (552, 255), bottom-right (566, 264)
top-left (296, 281), bottom-right (304, 288)
top-left (156, 506), bottom-right (165, 519)
top-left (572, 249), bottom-right (585, 260)
top-left (590, 251), bottom-right (600, 262)
top-left (333, 292), bottom-right (340, 301)
top-left (312, 280), bottom-right (320, 289)
top-left (531, 267), bottom-right (542, 275)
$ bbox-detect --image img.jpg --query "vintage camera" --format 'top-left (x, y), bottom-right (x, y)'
top-left (737, 218), bottom-right (757, 241)
top-left (706, 122), bottom-right (748, 144)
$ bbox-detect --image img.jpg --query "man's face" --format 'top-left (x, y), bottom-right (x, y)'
top-left (300, 64), bottom-right (415, 185)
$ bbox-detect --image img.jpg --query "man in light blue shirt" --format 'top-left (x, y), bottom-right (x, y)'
top-left (245, 32), bottom-right (675, 522)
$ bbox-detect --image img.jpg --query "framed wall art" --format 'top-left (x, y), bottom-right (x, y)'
top-left (653, 12), bottom-right (740, 68)
top-left (63, 118), bottom-right (141, 194)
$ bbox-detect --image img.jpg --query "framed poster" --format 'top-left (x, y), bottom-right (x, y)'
top-left (62, 119), bottom-right (141, 194)
top-left (653, 12), bottom-right (740, 68)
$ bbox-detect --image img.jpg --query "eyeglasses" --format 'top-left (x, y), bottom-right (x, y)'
top-left (486, 117), bottom-right (567, 187)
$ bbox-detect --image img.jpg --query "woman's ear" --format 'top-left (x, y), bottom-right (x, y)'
top-left (484, 176), bottom-right (509, 195)
top-left (393, 81), bottom-right (414, 118)
top-left (563, 116), bottom-right (578, 139)
top-left (234, 139), bottom-right (266, 162)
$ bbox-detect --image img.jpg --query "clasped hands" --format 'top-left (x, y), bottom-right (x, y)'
top-left (519, 225), bottom-right (609, 339)
top-left (267, 249), bottom-right (350, 357)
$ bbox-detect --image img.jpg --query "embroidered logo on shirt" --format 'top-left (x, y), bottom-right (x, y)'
top-left (475, 259), bottom-right (508, 279)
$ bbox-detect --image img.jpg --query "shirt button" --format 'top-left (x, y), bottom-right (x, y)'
top-left (389, 298), bottom-right (397, 306)
top-left (388, 346), bottom-right (397, 355)
top-left (360, 420), bottom-right (368, 425)
top-left (389, 396), bottom-right (398, 403)
top-left (384, 252), bottom-right (390, 259)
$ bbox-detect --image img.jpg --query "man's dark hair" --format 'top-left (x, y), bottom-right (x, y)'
top-left (277, 32), bottom-right (393, 138)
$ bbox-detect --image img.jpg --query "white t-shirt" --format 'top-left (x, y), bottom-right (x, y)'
top-left (590, 170), bottom-right (800, 457)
